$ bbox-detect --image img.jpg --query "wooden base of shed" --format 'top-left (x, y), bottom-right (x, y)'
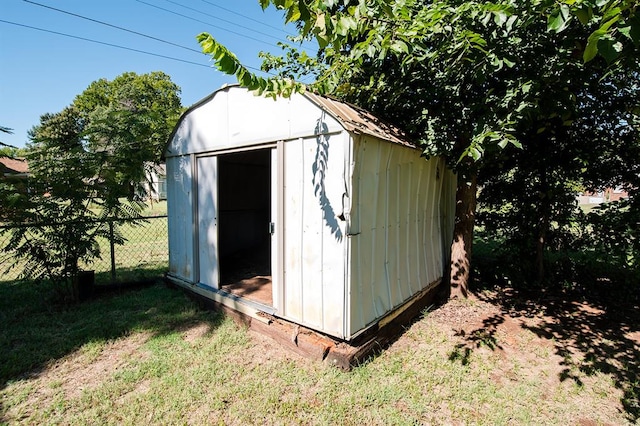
top-left (168, 276), bottom-right (443, 370)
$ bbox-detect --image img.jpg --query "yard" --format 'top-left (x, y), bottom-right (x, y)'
top-left (0, 201), bottom-right (168, 285)
top-left (1, 272), bottom-right (638, 424)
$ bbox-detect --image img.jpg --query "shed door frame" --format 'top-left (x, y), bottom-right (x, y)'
top-left (195, 155), bottom-right (219, 289)
top-left (194, 142), bottom-right (282, 313)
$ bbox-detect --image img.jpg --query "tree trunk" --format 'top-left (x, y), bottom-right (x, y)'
top-left (449, 171), bottom-right (477, 298)
top-left (536, 163), bottom-right (549, 284)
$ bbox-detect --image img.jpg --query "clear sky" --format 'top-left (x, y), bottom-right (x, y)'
top-left (0, 0), bottom-right (315, 148)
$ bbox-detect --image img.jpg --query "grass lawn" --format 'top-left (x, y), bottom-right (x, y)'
top-left (1, 278), bottom-right (638, 425)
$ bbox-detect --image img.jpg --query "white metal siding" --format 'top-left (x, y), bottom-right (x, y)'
top-left (347, 136), bottom-right (448, 338)
top-left (167, 155), bottom-right (195, 282)
top-left (196, 156), bottom-right (219, 288)
top-left (282, 132), bottom-right (348, 338)
top-left (165, 87), bottom-right (344, 158)
top-left (165, 86), bottom-right (456, 341)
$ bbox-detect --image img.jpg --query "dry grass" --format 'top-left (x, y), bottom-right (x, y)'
top-left (1, 281), bottom-right (637, 425)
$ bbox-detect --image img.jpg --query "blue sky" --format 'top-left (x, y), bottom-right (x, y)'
top-left (1, 0), bottom-right (314, 148)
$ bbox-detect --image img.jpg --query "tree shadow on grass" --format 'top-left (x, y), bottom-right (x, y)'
top-left (510, 294), bottom-right (639, 421)
top-left (0, 278), bottom-right (224, 390)
top-left (448, 313), bottom-right (505, 366)
top-left (449, 256), bottom-right (640, 422)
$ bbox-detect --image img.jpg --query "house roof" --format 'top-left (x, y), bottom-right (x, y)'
top-left (166, 84), bottom-right (416, 155)
top-left (0, 157), bottom-right (29, 176)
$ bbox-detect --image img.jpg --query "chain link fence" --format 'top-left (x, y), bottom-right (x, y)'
top-left (0, 215), bottom-right (168, 285)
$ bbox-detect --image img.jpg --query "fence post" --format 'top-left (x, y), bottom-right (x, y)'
top-left (109, 221), bottom-right (116, 283)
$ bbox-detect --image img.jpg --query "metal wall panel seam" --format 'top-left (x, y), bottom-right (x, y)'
top-left (355, 137), bottom-right (366, 332)
top-left (300, 137), bottom-right (305, 324)
top-left (414, 157), bottom-right (424, 290)
top-left (343, 134), bottom-right (354, 339)
top-left (276, 140), bottom-right (285, 313)
top-left (436, 158), bottom-right (446, 275)
top-left (424, 161), bottom-right (434, 283)
top-left (404, 151), bottom-right (414, 297)
top-left (369, 139), bottom-right (383, 319)
top-left (421, 161), bottom-right (431, 285)
top-left (429, 161), bottom-right (439, 282)
top-left (384, 141), bottom-right (393, 311)
top-left (371, 140), bottom-right (391, 318)
top-left (191, 153), bottom-right (200, 284)
top-left (395, 153), bottom-right (403, 304)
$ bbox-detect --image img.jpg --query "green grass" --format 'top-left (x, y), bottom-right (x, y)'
top-left (1, 280), bottom-right (635, 425)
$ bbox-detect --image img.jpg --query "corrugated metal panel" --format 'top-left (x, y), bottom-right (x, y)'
top-left (303, 92), bottom-right (415, 149)
top-left (282, 132), bottom-right (348, 338)
top-left (167, 155), bottom-right (195, 282)
top-left (347, 136), bottom-right (448, 338)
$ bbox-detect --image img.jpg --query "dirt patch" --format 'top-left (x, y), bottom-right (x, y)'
top-left (182, 322), bottom-right (212, 343)
top-left (4, 332), bottom-right (151, 419)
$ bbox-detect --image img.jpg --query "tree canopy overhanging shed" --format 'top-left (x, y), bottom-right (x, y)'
top-left (164, 85), bottom-right (456, 347)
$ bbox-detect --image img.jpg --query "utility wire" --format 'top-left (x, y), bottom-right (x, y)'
top-left (23, 0), bottom-right (203, 55)
top-left (160, 0), bottom-right (288, 44)
top-left (196, 0), bottom-right (317, 51)
top-left (16, 1), bottom-right (272, 75)
top-left (0, 19), bottom-right (210, 68)
top-left (198, 0), bottom-right (296, 36)
top-left (0, 141), bottom-right (20, 149)
top-left (134, 0), bottom-right (274, 48)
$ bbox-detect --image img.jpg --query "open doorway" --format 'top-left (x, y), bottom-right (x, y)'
top-left (217, 149), bottom-right (272, 306)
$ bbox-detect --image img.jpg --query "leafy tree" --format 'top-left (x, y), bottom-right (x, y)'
top-left (478, 56), bottom-right (639, 285)
top-left (0, 126), bottom-right (20, 157)
top-left (0, 72), bottom-right (182, 299)
top-left (74, 71), bottom-right (182, 201)
top-left (197, 0), bottom-right (639, 297)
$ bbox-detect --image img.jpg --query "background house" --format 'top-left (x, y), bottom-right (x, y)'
top-left (0, 156), bottom-right (29, 179)
top-left (137, 163), bottom-right (167, 202)
top-left (577, 187), bottom-right (629, 205)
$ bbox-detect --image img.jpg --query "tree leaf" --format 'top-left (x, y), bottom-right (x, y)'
top-left (584, 29), bottom-right (606, 62)
top-left (547, 4), bottom-right (571, 33)
top-left (597, 37), bottom-right (623, 63)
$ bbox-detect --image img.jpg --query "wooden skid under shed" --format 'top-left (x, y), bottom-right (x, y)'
top-left (168, 276), bottom-right (443, 370)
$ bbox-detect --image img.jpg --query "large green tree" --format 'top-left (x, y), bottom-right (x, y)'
top-left (197, 0), bottom-right (639, 297)
top-left (0, 72), bottom-right (181, 296)
top-left (74, 71), bottom-right (182, 201)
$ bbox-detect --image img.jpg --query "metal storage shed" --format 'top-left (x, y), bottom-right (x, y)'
top-left (165, 85), bottom-right (456, 343)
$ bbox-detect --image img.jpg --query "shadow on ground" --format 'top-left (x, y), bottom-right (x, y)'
top-left (0, 278), bottom-right (223, 389)
top-left (452, 269), bottom-right (640, 422)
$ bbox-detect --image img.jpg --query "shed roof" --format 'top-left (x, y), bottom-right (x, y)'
top-left (0, 157), bottom-right (29, 176)
top-left (168, 85), bottom-right (416, 151)
top-left (302, 91), bottom-right (415, 149)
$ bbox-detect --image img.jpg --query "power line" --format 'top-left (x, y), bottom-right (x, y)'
top-left (198, 0), bottom-right (296, 36)
top-left (14, 1), bottom-right (272, 75)
top-left (134, 0), bottom-right (274, 48)
top-left (196, 0), bottom-right (317, 51)
top-left (160, 0), bottom-right (289, 45)
top-left (0, 19), bottom-right (210, 68)
top-left (23, 0), bottom-right (202, 55)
